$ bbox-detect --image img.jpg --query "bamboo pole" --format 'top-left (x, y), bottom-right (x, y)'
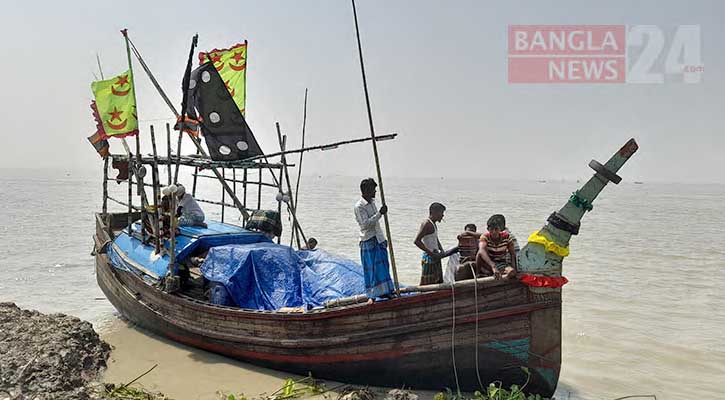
top-left (127, 154), bottom-right (133, 233)
top-left (192, 174), bottom-right (278, 188)
top-left (257, 168), bottom-right (262, 211)
top-left (242, 168), bottom-right (248, 209)
top-left (276, 123), bottom-right (305, 249)
top-left (102, 156), bottom-right (109, 214)
top-left (108, 196), bottom-right (141, 210)
top-left (221, 168), bottom-right (226, 223)
top-left (124, 31), bottom-right (249, 220)
top-left (166, 123), bottom-right (172, 185)
top-left (168, 192), bottom-right (178, 279)
top-left (135, 132), bottom-right (148, 244)
top-left (150, 125), bottom-right (162, 254)
top-left (96, 53), bottom-right (105, 80)
top-left (350, 0), bottom-right (400, 295)
top-left (174, 34), bottom-right (198, 184)
top-left (276, 136), bottom-right (285, 244)
top-left (242, 133), bottom-right (395, 164)
top-left (293, 88), bottom-right (308, 215)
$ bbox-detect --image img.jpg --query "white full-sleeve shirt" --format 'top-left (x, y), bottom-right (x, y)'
top-left (354, 197), bottom-right (386, 243)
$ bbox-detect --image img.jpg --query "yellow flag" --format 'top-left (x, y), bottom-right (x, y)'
top-left (199, 42), bottom-right (247, 115)
top-left (91, 69), bottom-right (138, 138)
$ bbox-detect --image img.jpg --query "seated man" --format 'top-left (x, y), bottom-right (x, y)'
top-left (444, 223), bottom-right (477, 283)
top-left (175, 184), bottom-right (206, 227)
top-left (245, 210), bottom-right (283, 240)
top-left (476, 214), bottom-right (517, 279)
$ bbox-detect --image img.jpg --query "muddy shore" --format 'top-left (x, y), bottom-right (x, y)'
top-left (0, 303), bottom-right (435, 400)
top-left (0, 302), bottom-right (110, 399)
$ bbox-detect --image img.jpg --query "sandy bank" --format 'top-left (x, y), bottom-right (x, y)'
top-left (100, 318), bottom-right (437, 400)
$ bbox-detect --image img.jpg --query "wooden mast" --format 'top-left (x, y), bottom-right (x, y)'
top-left (350, 0), bottom-right (400, 295)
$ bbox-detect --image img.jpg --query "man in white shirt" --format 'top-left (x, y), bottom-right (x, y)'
top-left (176, 184), bottom-right (206, 227)
top-left (354, 178), bottom-right (394, 301)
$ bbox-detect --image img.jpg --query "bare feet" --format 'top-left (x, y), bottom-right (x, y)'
top-left (366, 298), bottom-right (374, 305)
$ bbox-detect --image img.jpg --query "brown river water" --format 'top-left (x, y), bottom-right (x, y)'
top-left (1, 168), bottom-right (723, 399)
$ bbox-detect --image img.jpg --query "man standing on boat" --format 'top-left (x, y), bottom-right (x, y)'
top-left (354, 178), bottom-right (395, 302)
top-left (414, 202), bottom-right (450, 285)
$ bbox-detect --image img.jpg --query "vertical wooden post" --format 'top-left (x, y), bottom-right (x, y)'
top-left (169, 192), bottom-right (177, 274)
top-left (174, 131), bottom-right (183, 184)
top-left (127, 155), bottom-right (133, 233)
top-left (166, 123), bottom-right (172, 185)
top-left (221, 168), bottom-right (226, 223)
top-left (276, 123), bottom-right (305, 249)
top-left (135, 133), bottom-right (148, 244)
top-left (102, 156), bottom-right (109, 215)
top-left (276, 137), bottom-right (285, 244)
top-left (350, 0), bottom-right (400, 295)
top-left (293, 88), bottom-right (308, 212)
top-left (243, 168), bottom-right (248, 211)
top-left (150, 125), bottom-right (162, 254)
top-left (257, 168), bottom-right (262, 211)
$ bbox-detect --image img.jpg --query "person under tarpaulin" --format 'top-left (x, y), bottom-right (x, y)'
top-left (354, 178), bottom-right (395, 303)
top-left (414, 202), bottom-right (454, 285)
top-left (175, 184), bottom-right (206, 227)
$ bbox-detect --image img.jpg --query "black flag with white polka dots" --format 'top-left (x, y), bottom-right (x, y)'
top-left (184, 62), bottom-right (263, 161)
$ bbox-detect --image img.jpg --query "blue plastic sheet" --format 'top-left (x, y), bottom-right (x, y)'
top-left (108, 222), bottom-right (269, 278)
top-left (201, 244), bottom-right (365, 310)
top-left (299, 249), bottom-right (365, 308)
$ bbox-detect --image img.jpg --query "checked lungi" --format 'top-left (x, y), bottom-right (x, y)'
top-left (359, 237), bottom-right (395, 298)
top-left (420, 253), bottom-right (443, 285)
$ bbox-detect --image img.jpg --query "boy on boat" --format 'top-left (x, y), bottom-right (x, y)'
top-left (414, 202), bottom-right (451, 285)
top-left (354, 178), bottom-right (395, 302)
top-left (477, 214), bottom-right (517, 279)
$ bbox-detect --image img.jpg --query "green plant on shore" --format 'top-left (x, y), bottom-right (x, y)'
top-left (433, 367), bottom-right (546, 400)
top-left (220, 374), bottom-right (330, 400)
top-left (103, 383), bottom-right (172, 399)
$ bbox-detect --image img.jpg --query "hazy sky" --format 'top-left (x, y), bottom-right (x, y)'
top-left (1, 0), bottom-right (723, 183)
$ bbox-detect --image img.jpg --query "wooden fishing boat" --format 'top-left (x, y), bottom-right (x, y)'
top-left (93, 137), bottom-right (639, 397)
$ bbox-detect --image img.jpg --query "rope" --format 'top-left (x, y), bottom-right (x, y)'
top-left (568, 190), bottom-right (594, 212)
top-left (126, 36), bottom-right (179, 117)
top-left (469, 264), bottom-right (484, 390)
top-left (450, 280), bottom-right (461, 394)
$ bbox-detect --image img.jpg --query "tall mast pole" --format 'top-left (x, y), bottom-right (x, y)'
top-left (350, 0), bottom-right (400, 295)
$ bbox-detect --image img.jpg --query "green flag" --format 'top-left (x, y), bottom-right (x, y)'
top-left (91, 69), bottom-right (138, 138)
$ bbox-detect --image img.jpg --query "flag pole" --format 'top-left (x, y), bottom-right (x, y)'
top-left (350, 0), bottom-right (400, 296)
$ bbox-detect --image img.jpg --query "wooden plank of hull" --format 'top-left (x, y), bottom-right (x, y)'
top-left (94, 215), bottom-right (560, 396)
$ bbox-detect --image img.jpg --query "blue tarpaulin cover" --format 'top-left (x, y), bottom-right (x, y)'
top-left (201, 243), bottom-right (365, 310)
top-left (108, 221), bottom-right (269, 278)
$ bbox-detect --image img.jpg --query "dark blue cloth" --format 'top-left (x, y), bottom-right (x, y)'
top-left (201, 244), bottom-right (365, 310)
top-left (359, 238), bottom-right (395, 298)
top-left (201, 242), bottom-right (303, 310)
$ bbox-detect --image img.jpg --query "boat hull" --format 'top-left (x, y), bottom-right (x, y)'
top-left (94, 215), bottom-right (561, 395)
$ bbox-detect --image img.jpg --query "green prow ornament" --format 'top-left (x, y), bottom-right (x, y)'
top-left (519, 138), bottom-right (639, 279)
top-left (518, 138), bottom-right (639, 390)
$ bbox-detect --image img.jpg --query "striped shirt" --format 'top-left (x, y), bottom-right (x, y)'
top-left (480, 231), bottom-right (512, 263)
